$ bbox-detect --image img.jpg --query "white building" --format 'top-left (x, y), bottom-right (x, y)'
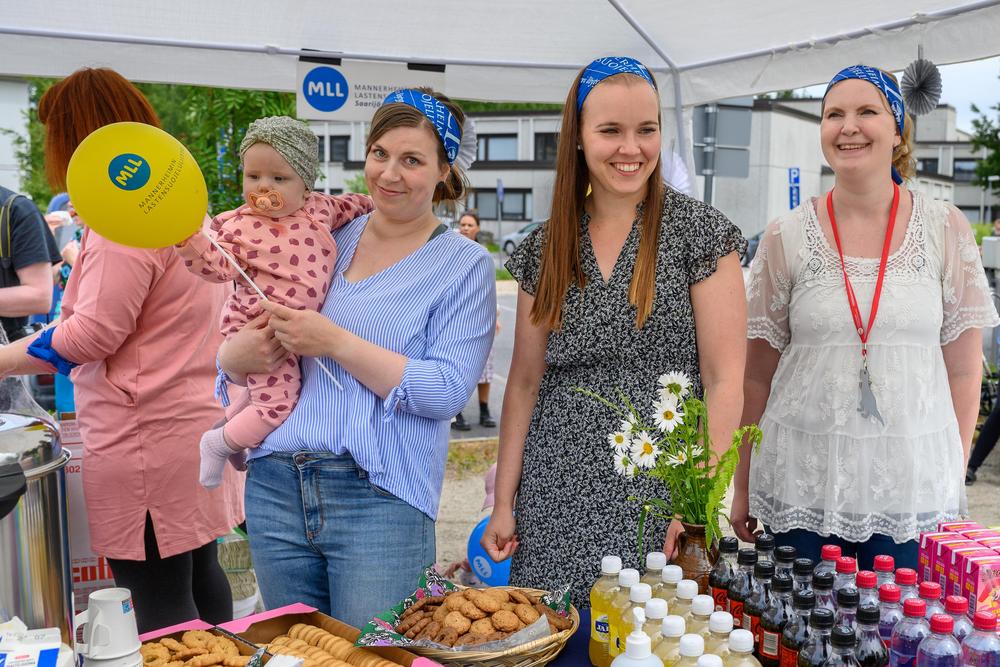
top-left (0, 79), bottom-right (30, 192)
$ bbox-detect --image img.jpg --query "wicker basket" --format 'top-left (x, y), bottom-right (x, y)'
top-left (404, 587), bottom-right (579, 667)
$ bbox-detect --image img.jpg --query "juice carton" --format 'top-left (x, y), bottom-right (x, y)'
top-left (938, 541), bottom-right (986, 589)
top-left (962, 554), bottom-right (1000, 617)
top-left (937, 521), bottom-right (982, 533)
top-left (961, 529), bottom-right (1000, 543)
top-left (921, 534), bottom-right (973, 584)
top-left (949, 549), bottom-right (996, 597)
top-left (978, 537), bottom-right (1000, 549)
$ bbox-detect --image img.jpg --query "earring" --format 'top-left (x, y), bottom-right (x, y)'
top-left (577, 144), bottom-right (582, 150)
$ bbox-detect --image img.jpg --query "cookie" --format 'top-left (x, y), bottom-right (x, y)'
top-left (508, 590), bottom-right (531, 605)
top-left (514, 603), bottom-right (541, 624)
top-left (160, 639), bottom-right (187, 655)
top-left (454, 633), bottom-right (489, 647)
top-left (443, 592), bottom-right (467, 611)
top-left (141, 644), bottom-right (170, 667)
top-left (434, 627), bottom-right (459, 647)
top-left (402, 596), bottom-right (444, 619)
top-left (395, 610), bottom-right (426, 634)
top-left (534, 603), bottom-right (573, 631)
top-left (469, 590), bottom-right (501, 613)
top-left (482, 588), bottom-right (510, 604)
top-left (469, 618), bottom-right (495, 635)
top-left (207, 638), bottom-right (239, 657)
top-left (184, 654), bottom-right (224, 667)
top-left (415, 620), bottom-right (440, 641)
top-left (221, 659), bottom-right (250, 667)
top-left (404, 617), bottom-right (432, 639)
top-left (443, 610), bottom-right (472, 635)
top-left (182, 632), bottom-right (216, 650)
top-left (491, 609), bottom-right (519, 632)
top-left (432, 605), bottom-right (450, 623)
top-left (459, 601), bottom-right (487, 620)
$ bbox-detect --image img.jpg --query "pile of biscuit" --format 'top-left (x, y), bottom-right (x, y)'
top-left (393, 587), bottom-right (573, 648)
top-left (140, 631), bottom-right (250, 667)
top-left (265, 623), bottom-right (403, 667)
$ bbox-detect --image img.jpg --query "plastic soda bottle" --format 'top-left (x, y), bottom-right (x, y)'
top-left (729, 549), bottom-right (759, 628)
top-left (612, 607), bottom-right (667, 667)
top-left (793, 559), bottom-right (815, 595)
top-left (888, 598), bottom-right (929, 667)
top-left (706, 611), bottom-right (734, 658)
top-left (814, 545), bottom-right (841, 576)
top-left (854, 604), bottom-right (889, 667)
top-left (892, 569), bottom-right (918, 603)
top-left (856, 571), bottom-right (879, 608)
top-left (610, 568), bottom-right (642, 659)
top-left (941, 595), bottom-right (972, 643)
top-left (699, 656), bottom-right (724, 667)
top-left (960, 611), bottom-right (1000, 667)
top-left (813, 571), bottom-right (835, 615)
top-left (711, 538), bottom-right (740, 612)
top-left (592, 555), bottom-right (623, 667)
top-left (913, 614), bottom-right (960, 667)
top-left (727, 629), bottom-right (764, 667)
top-left (645, 598), bottom-right (669, 648)
top-left (654, 615), bottom-right (687, 667)
top-left (659, 565), bottom-right (684, 605)
top-left (833, 557), bottom-right (858, 600)
top-left (676, 634), bottom-right (705, 667)
top-left (834, 588), bottom-right (859, 632)
top-left (745, 561), bottom-right (775, 652)
top-left (689, 595), bottom-right (715, 637)
top-left (622, 584), bottom-right (655, 652)
top-left (873, 556), bottom-right (894, 589)
top-left (644, 552), bottom-right (668, 598)
top-left (877, 584), bottom-right (903, 648)
top-left (756, 533), bottom-right (776, 565)
top-left (779, 590), bottom-right (814, 667)
top-left (918, 581), bottom-right (944, 619)
top-left (759, 573), bottom-right (794, 667)
top-left (826, 626), bottom-right (861, 667)
top-left (796, 607), bottom-right (834, 667)
top-left (775, 546), bottom-right (797, 578)
top-left (674, 580), bottom-right (699, 621)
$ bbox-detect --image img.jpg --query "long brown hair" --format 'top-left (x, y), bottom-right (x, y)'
top-left (532, 70), bottom-right (664, 330)
top-left (38, 67), bottom-right (161, 190)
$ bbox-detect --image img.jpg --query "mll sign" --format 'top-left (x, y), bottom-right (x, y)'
top-left (302, 66), bottom-right (349, 113)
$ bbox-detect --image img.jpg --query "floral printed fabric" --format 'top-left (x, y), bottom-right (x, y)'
top-left (746, 192), bottom-right (1000, 543)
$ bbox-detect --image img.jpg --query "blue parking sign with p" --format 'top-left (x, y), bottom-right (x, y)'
top-left (302, 66), bottom-right (349, 113)
top-left (788, 167), bottom-right (800, 185)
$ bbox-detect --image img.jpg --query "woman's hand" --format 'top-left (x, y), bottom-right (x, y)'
top-left (481, 509), bottom-right (519, 562)
top-left (729, 489), bottom-right (759, 543)
top-left (219, 312), bottom-right (285, 378)
top-left (61, 240), bottom-right (80, 267)
top-left (262, 301), bottom-right (340, 358)
top-left (662, 519), bottom-right (687, 560)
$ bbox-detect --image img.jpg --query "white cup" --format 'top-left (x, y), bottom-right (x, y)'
top-left (74, 588), bottom-right (141, 660)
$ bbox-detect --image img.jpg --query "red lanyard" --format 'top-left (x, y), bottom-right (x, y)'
top-left (824, 183), bottom-right (900, 361)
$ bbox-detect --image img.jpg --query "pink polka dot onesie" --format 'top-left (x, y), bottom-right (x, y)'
top-left (176, 191), bottom-right (373, 447)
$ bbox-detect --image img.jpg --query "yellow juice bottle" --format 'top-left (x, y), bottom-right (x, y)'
top-left (723, 629), bottom-right (762, 667)
top-left (620, 583), bottom-right (653, 653)
top-left (653, 616), bottom-right (687, 666)
top-left (674, 633), bottom-right (705, 667)
top-left (644, 598), bottom-right (669, 648)
top-left (688, 595), bottom-right (715, 637)
top-left (656, 565), bottom-right (684, 605)
top-left (591, 556), bottom-right (623, 667)
top-left (642, 552), bottom-right (668, 599)
top-left (704, 611), bottom-right (734, 659)
top-left (672, 580), bottom-right (699, 621)
top-left (609, 568), bottom-right (641, 659)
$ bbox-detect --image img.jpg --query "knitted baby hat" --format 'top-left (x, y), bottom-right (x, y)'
top-left (239, 116), bottom-right (318, 189)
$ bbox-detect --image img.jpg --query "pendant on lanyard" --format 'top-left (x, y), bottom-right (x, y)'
top-left (825, 183), bottom-right (900, 426)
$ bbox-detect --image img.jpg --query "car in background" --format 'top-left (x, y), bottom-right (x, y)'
top-left (501, 221), bottom-right (543, 256)
top-left (741, 230), bottom-right (763, 267)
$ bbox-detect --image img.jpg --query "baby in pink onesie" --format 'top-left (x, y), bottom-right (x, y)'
top-left (175, 115), bottom-right (373, 488)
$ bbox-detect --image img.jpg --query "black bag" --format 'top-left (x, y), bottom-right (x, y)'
top-left (0, 193), bottom-right (42, 342)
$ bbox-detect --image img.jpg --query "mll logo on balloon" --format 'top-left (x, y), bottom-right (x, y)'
top-left (303, 66), bottom-right (349, 113)
top-left (107, 153), bottom-right (150, 191)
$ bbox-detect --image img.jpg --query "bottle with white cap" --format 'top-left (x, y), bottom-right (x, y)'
top-left (611, 607), bottom-right (666, 667)
top-left (672, 580), bottom-right (699, 620)
top-left (645, 598), bottom-right (669, 648)
top-left (621, 583), bottom-right (655, 651)
top-left (705, 611), bottom-right (734, 658)
top-left (643, 552), bottom-right (668, 598)
top-left (592, 555), bottom-right (624, 667)
top-left (657, 565), bottom-right (684, 605)
top-left (698, 655), bottom-right (724, 667)
top-left (688, 594), bottom-right (715, 636)
top-left (725, 629), bottom-right (762, 667)
top-left (654, 615), bottom-right (687, 666)
top-left (675, 633), bottom-right (706, 667)
top-left (610, 568), bottom-right (642, 659)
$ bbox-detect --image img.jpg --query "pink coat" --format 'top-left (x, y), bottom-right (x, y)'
top-left (50, 228), bottom-right (244, 560)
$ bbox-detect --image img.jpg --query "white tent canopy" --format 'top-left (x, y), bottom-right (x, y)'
top-left (3, 0), bottom-right (1000, 163)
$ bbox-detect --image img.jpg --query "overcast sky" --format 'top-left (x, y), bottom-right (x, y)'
top-left (800, 55), bottom-right (1000, 135)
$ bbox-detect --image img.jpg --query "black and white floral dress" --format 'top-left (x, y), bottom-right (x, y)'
top-left (505, 187), bottom-right (746, 606)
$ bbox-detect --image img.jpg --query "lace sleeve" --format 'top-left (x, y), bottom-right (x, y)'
top-left (940, 206), bottom-right (1000, 345)
top-left (746, 220), bottom-right (792, 351)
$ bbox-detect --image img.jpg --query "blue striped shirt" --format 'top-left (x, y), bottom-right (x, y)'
top-left (250, 214), bottom-right (496, 519)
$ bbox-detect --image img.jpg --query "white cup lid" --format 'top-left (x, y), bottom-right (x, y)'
top-left (679, 633), bottom-right (705, 657)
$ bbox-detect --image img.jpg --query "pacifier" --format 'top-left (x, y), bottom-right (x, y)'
top-left (248, 190), bottom-right (285, 213)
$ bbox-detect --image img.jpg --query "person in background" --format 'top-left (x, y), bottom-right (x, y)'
top-left (0, 67), bottom-right (244, 633)
top-left (453, 209), bottom-right (500, 430)
top-left (735, 65), bottom-right (998, 569)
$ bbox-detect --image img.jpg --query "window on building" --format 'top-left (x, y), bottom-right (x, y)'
top-left (472, 188), bottom-right (532, 220)
top-left (534, 132), bottom-right (559, 162)
top-left (954, 158), bottom-right (979, 183)
top-left (329, 136), bottom-right (350, 163)
top-left (917, 157), bottom-right (939, 174)
top-left (317, 137), bottom-right (326, 163)
top-left (477, 134), bottom-right (518, 161)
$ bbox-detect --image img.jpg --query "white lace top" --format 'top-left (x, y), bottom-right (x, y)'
top-left (746, 192), bottom-right (999, 543)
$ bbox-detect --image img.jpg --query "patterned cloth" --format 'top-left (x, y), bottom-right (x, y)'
top-left (504, 187), bottom-right (746, 606)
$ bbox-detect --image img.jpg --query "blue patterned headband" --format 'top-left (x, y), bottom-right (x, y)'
top-left (382, 89), bottom-right (462, 164)
top-left (825, 65), bottom-right (906, 184)
top-left (576, 56), bottom-right (656, 111)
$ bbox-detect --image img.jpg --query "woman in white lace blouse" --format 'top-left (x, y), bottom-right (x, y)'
top-left (732, 65), bottom-right (999, 569)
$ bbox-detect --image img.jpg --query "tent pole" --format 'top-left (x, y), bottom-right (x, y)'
top-left (605, 0), bottom-right (688, 178)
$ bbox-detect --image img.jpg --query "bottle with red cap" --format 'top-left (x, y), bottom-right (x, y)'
top-left (833, 557), bottom-right (858, 601)
top-left (856, 571), bottom-right (878, 607)
top-left (892, 569), bottom-right (918, 603)
top-left (918, 581), bottom-right (944, 619)
top-left (960, 611), bottom-right (1000, 666)
top-left (873, 556), bottom-right (894, 589)
top-left (888, 598), bottom-right (929, 667)
top-left (877, 584), bottom-right (903, 648)
top-left (942, 595), bottom-right (972, 642)
top-left (814, 545), bottom-right (841, 576)
top-left (914, 614), bottom-right (960, 667)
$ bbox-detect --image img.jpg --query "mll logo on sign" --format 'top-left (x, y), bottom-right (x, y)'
top-left (108, 153), bottom-right (150, 191)
top-left (303, 66), bottom-right (349, 113)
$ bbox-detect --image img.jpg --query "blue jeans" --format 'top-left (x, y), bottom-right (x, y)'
top-left (765, 525), bottom-right (918, 571)
top-left (245, 452), bottom-right (436, 629)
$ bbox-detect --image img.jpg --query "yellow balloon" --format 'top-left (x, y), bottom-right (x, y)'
top-left (66, 122), bottom-right (207, 248)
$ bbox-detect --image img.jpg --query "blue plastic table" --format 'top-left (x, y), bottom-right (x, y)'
top-left (550, 607), bottom-right (590, 666)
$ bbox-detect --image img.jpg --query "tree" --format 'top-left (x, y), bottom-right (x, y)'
top-left (344, 172), bottom-right (368, 194)
top-left (970, 101), bottom-right (1000, 196)
top-left (0, 78), bottom-right (58, 207)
